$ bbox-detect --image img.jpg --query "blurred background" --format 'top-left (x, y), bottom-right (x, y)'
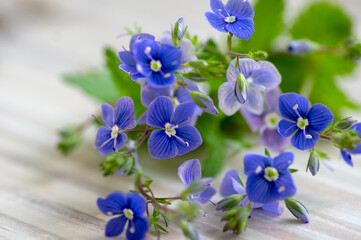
top-left (1, 0), bottom-right (361, 239)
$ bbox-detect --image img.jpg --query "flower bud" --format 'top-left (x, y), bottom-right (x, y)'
top-left (57, 125), bottom-right (82, 155)
top-left (285, 198), bottom-right (309, 223)
top-left (190, 91), bottom-right (218, 115)
top-left (234, 73), bottom-right (248, 104)
top-left (180, 220), bottom-right (201, 240)
top-left (100, 152), bottom-right (135, 176)
top-left (221, 204), bottom-right (252, 234)
top-left (334, 118), bottom-right (356, 130)
top-left (287, 40), bottom-right (314, 55)
top-left (307, 151), bottom-right (320, 176)
top-left (332, 130), bottom-right (361, 151)
top-left (172, 17), bottom-right (186, 46)
top-left (248, 51), bottom-right (269, 60)
top-left (216, 194), bottom-right (245, 211)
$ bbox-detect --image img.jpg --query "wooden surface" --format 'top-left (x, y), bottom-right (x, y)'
top-left (1, 0), bottom-right (361, 239)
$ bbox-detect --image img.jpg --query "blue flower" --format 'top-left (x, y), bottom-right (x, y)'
top-left (174, 17), bottom-right (185, 40)
top-left (218, 58), bottom-right (281, 115)
top-left (94, 97), bottom-right (137, 156)
top-left (278, 93), bottom-right (334, 151)
top-left (146, 96), bottom-right (202, 159)
top-left (118, 33), bottom-right (155, 80)
top-left (241, 88), bottom-right (289, 152)
top-left (220, 169), bottom-right (283, 215)
top-left (244, 152), bottom-right (297, 204)
top-left (205, 0), bottom-right (254, 40)
top-left (133, 39), bottom-right (182, 87)
top-left (97, 192), bottom-right (149, 240)
top-left (178, 159), bottom-right (216, 204)
top-left (287, 40), bottom-right (314, 55)
top-left (340, 123), bottom-right (361, 167)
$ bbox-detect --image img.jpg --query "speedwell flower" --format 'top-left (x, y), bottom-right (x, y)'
top-left (118, 33), bottom-right (155, 80)
top-left (205, 0), bottom-right (254, 40)
top-left (97, 192), bottom-right (149, 240)
top-left (94, 97), bottom-right (136, 156)
top-left (133, 39), bottom-right (182, 87)
top-left (340, 123), bottom-right (361, 167)
top-left (287, 40), bottom-right (314, 55)
top-left (178, 159), bottom-right (216, 204)
top-left (278, 93), bottom-right (334, 151)
top-left (244, 152), bottom-right (297, 204)
top-left (218, 58), bottom-right (281, 115)
top-left (146, 96), bottom-right (202, 159)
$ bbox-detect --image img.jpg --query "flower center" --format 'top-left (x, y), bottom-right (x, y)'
top-left (264, 113), bottom-right (281, 130)
top-left (225, 16), bottom-right (236, 23)
top-left (123, 208), bottom-right (134, 220)
top-left (150, 60), bottom-right (162, 72)
top-left (297, 117), bottom-right (309, 130)
top-left (264, 167), bottom-right (279, 182)
top-left (165, 122), bottom-right (178, 137)
top-left (111, 125), bottom-right (119, 138)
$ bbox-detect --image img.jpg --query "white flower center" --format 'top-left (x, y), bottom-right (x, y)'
top-left (150, 60), bottom-right (162, 72)
top-left (123, 208), bottom-right (134, 220)
top-left (264, 167), bottom-right (279, 182)
top-left (297, 117), bottom-right (309, 130)
top-left (264, 113), bottom-right (281, 130)
top-left (165, 122), bottom-right (178, 137)
top-left (111, 125), bottom-right (119, 139)
top-left (225, 16), bottom-right (236, 23)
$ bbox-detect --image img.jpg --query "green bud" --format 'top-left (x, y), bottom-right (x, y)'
top-left (248, 51), bottom-right (269, 60)
top-left (332, 130), bottom-right (361, 151)
top-left (307, 151), bottom-right (320, 176)
top-left (216, 194), bottom-right (246, 211)
top-left (285, 198), bottom-right (309, 223)
top-left (222, 204), bottom-right (252, 234)
top-left (57, 125), bottom-right (82, 155)
top-left (99, 152), bottom-right (135, 176)
top-left (234, 73), bottom-right (248, 104)
top-left (176, 201), bottom-right (199, 220)
top-left (185, 60), bottom-right (209, 69)
top-left (190, 91), bottom-right (218, 115)
top-left (334, 118), bottom-right (356, 130)
top-left (182, 71), bottom-right (206, 82)
top-left (180, 220), bottom-right (200, 240)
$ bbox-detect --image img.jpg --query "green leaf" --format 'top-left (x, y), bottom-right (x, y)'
top-left (289, 168), bottom-right (298, 173)
top-left (264, 148), bottom-right (271, 157)
top-left (63, 69), bottom-right (120, 103)
top-left (291, 2), bottom-right (351, 47)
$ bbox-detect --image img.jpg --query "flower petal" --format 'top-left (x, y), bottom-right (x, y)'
top-left (218, 82), bottom-right (242, 116)
top-left (226, 18), bottom-right (254, 40)
top-left (141, 84), bottom-right (171, 107)
top-left (227, 58), bottom-right (258, 84)
top-left (126, 216), bottom-right (149, 240)
top-left (244, 85), bottom-right (264, 115)
top-left (114, 97), bottom-right (137, 130)
top-left (278, 119), bottom-right (298, 137)
top-left (272, 152), bottom-right (294, 171)
top-left (261, 128), bottom-right (289, 153)
top-left (172, 102), bottom-right (196, 126)
top-left (306, 103), bottom-right (334, 132)
top-left (105, 216), bottom-right (127, 237)
top-left (129, 33), bottom-right (155, 52)
top-left (205, 12), bottom-right (228, 33)
top-left (101, 103), bottom-right (114, 128)
top-left (179, 38), bottom-right (197, 63)
top-left (197, 186), bottom-right (217, 204)
top-left (114, 133), bottom-right (127, 152)
top-left (133, 39), bottom-right (158, 66)
top-left (251, 68), bottom-right (280, 90)
top-left (95, 126), bottom-right (114, 156)
top-left (178, 159), bottom-right (202, 186)
top-left (127, 193), bottom-right (146, 216)
top-left (261, 201), bottom-right (283, 215)
top-left (258, 61), bottom-right (281, 85)
top-left (275, 172), bottom-right (297, 200)
top-left (240, 108), bottom-right (264, 132)
top-left (97, 192), bottom-right (126, 216)
top-left (264, 87), bottom-right (281, 112)
top-left (220, 169), bottom-right (244, 197)
top-left (118, 51), bottom-right (136, 66)
top-left (341, 150), bottom-right (353, 167)
top-left (279, 93), bottom-right (309, 121)
top-left (146, 96), bottom-right (174, 128)
top-left (226, 0), bottom-right (254, 18)
top-left (246, 174), bottom-right (276, 204)
top-left (158, 44), bottom-right (182, 73)
top-left (244, 154), bottom-right (272, 176)
top-left (291, 128), bottom-right (320, 151)
top-left (147, 129), bottom-right (178, 159)
top-left (174, 126), bottom-right (202, 155)
top-left (148, 71), bottom-right (176, 87)
top-left (210, 0), bottom-right (227, 16)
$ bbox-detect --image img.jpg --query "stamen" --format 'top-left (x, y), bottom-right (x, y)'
top-left (292, 104), bottom-right (302, 118)
top-left (92, 114), bottom-right (110, 128)
top-left (255, 166), bottom-right (262, 174)
top-left (144, 46), bottom-right (151, 54)
top-left (164, 73), bottom-right (171, 78)
top-left (217, 9), bottom-right (226, 19)
top-left (278, 186), bottom-right (285, 193)
top-left (305, 134), bottom-right (312, 139)
top-left (219, 0), bottom-right (230, 17)
top-left (96, 137), bottom-right (113, 151)
top-left (284, 123), bottom-right (297, 134)
top-left (174, 135), bottom-right (189, 147)
top-left (235, 0), bottom-right (247, 16)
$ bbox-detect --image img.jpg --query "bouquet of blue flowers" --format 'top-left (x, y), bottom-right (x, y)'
top-left (58, 0), bottom-right (361, 239)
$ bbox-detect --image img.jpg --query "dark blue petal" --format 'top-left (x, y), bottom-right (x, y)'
top-left (226, 0), bottom-right (254, 18)
top-left (279, 93), bottom-right (309, 121)
top-left (275, 172), bottom-right (297, 200)
top-left (306, 103), bottom-right (334, 132)
top-left (246, 174), bottom-right (277, 204)
top-left (251, 68), bottom-right (280, 90)
top-left (349, 144), bottom-right (361, 154)
top-left (291, 128), bottom-right (320, 151)
top-left (278, 119), bottom-right (298, 137)
top-left (178, 159), bottom-right (202, 186)
top-left (133, 39), bottom-right (158, 65)
top-left (210, 0), bottom-right (227, 16)
top-left (105, 216), bottom-right (127, 237)
top-left (95, 126), bottom-right (114, 156)
top-left (97, 192), bottom-right (126, 215)
top-left (147, 129), bottom-right (178, 159)
top-left (101, 103), bottom-right (114, 128)
top-left (352, 123), bottom-right (361, 137)
top-left (244, 154), bottom-right (272, 176)
top-left (261, 128), bottom-right (289, 153)
top-left (205, 12), bottom-right (228, 33)
top-left (118, 51), bottom-right (136, 66)
top-left (158, 44), bottom-right (182, 72)
top-left (141, 84), bottom-right (170, 107)
top-left (172, 102), bottom-right (196, 126)
top-left (136, 61), bottom-right (152, 76)
top-left (126, 193), bottom-right (146, 216)
top-left (218, 82), bottom-right (242, 115)
top-left (146, 96), bottom-right (173, 128)
top-left (261, 202), bottom-right (283, 215)
top-left (114, 133), bottom-right (127, 152)
top-left (174, 126), bottom-right (202, 155)
top-left (129, 33), bottom-right (155, 52)
top-left (220, 169), bottom-right (245, 197)
top-left (174, 87), bottom-right (193, 103)
top-left (114, 97), bottom-right (137, 130)
top-left (341, 150), bottom-right (354, 167)
top-left (226, 18), bottom-right (254, 40)
top-left (126, 216), bottom-right (149, 240)
top-left (148, 71), bottom-right (175, 87)
top-left (273, 152), bottom-right (294, 171)
top-left (197, 186), bottom-right (217, 204)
